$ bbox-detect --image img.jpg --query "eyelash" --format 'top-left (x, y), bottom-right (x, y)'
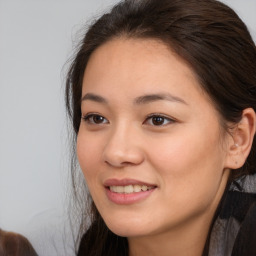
top-left (81, 113), bottom-right (175, 126)
top-left (144, 114), bottom-right (175, 126)
top-left (82, 113), bottom-right (109, 125)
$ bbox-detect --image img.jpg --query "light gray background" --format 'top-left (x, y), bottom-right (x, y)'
top-left (0, 1), bottom-right (255, 255)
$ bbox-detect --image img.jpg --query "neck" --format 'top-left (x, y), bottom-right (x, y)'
top-left (128, 215), bottom-right (210, 256)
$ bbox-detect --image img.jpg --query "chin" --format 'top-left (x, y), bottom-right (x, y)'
top-left (108, 225), bottom-right (146, 238)
top-left (104, 217), bottom-right (153, 238)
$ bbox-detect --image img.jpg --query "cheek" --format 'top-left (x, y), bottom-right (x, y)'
top-left (146, 126), bottom-right (225, 202)
top-left (151, 122), bottom-right (223, 171)
top-left (76, 132), bottom-right (107, 209)
top-left (76, 132), bottom-right (102, 182)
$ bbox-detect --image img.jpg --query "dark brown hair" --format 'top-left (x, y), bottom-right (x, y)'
top-left (65, 0), bottom-right (256, 255)
top-left (0, 229), bottom-right (38, 256)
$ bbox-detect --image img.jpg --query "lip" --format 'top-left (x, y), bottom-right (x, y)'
top-left (104, 178), bottom-right (157, 205)
top-left (104, 178), bottom-right (156, 187)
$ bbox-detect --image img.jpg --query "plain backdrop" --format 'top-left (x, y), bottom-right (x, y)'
top-left (0, 0), bottom-right (255, 255)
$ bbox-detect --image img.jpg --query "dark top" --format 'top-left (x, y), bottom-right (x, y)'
top-left (207, 174), bottom-right (256, 256)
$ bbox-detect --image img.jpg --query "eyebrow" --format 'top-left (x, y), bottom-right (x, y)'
top-left (81, 93), bottom-right (108, 104)
top-left (134, 93), bottom-right (188, 105)
top-left (81, 92), bottom-right (188, 105)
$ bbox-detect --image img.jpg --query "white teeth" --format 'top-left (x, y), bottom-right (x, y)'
top-left (124, 185), bottom-right (133, 193)
top-left (116, 186), bottom-right (124, 193)
top-left (141, 185), bottom-right (147, 191)
top-left (109, 185), bottom-right (154, 194)
top-left (133, 185), bottom-right (141, 192)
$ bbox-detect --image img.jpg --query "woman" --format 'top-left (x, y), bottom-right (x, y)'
top-left (65, 0), bottom-right (256, 255)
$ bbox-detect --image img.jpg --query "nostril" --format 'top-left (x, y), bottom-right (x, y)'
top-left (104, 159), bottom-right (126, 168)
top-left (122, 161), bottom-right (139, 166)
top-left (102, 140), bottom-right (145, 167)
top-left (104, 160), bottom-right (140, 168)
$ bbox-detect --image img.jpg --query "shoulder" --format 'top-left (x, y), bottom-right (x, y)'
top-left (231, 200), bottom-right (256, 255)
top-left (209, 175), bottom-right (256, 256)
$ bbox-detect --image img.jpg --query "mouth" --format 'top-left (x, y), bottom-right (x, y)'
top-left (104, 179), bottom-right (157, 205)
top-left (108, 184), bottom-right (155, 194)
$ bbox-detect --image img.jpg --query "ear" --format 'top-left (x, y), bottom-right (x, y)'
top-left (224, 108), bottom-right (256, 170)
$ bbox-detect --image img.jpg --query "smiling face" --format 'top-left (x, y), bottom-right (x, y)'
top-left (77, 38), bottom-right (231, 242)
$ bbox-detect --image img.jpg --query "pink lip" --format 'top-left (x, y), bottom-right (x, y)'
top-left (104, 179), bottom-right (157, 205)
top-left (104, 178), bottom-right (156, 187)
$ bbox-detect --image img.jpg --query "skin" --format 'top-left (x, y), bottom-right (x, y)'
top-left (77, 38), bottom-right (233, 256)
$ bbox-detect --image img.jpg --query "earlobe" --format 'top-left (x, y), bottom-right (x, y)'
top-left (225, 108), bottom-right (256, 170)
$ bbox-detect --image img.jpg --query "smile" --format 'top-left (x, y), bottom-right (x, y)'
top-left (104, 179), bottom-right (157, 205)
top-left (109, 185), bottom-right (154, 194)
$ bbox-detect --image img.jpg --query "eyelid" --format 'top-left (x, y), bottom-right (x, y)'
top-left (81, 113), bottom-right (109, 124)
top-left (143, 113), bottom-right (176, 126)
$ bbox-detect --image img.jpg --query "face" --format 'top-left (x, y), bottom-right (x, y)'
top-left (77, 38), bottom-right (231, 239)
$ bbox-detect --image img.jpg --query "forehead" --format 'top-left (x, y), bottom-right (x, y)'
top-left (82, 38), bottom-right (207, 106)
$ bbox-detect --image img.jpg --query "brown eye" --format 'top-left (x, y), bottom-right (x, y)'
top-left (92, 115), bottom-right (105, 124)
top-left (144, 114), bottom-right (175, 126)
top-left (82, 114), bottom-right (108, 124)
top-left (152, 116), bottom-right (165, 125)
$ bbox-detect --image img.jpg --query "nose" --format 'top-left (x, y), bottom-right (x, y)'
top-left (102, 124), bottom-right (144, 168)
